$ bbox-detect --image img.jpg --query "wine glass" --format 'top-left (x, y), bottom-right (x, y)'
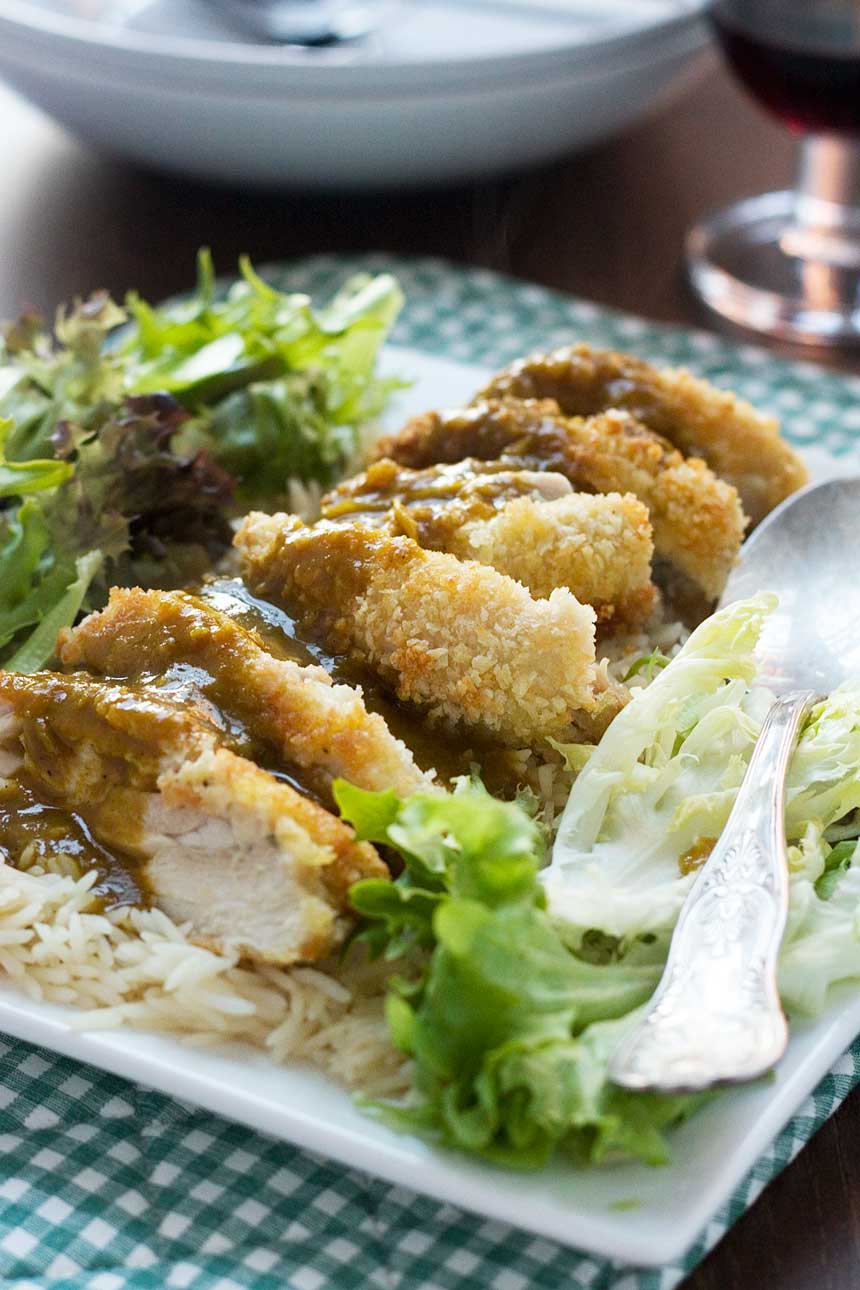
top-left (687, 0), bottom-right (860, 346)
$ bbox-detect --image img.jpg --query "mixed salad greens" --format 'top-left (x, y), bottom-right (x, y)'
top-left (6, 258), bottom-right (858, 1175)
top-left (339, 778), bottom-right (700, 1168)
top-left (342, 595), bottom-right (860, 1168)
top-left (0, 253), bottom-right (403, 670)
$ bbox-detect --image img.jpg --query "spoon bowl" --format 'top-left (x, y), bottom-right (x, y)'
top-left (721, 475), bottom-right (860, 691)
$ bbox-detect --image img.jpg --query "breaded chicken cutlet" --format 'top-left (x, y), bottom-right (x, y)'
top-left (480, 343), bottom-right (808, 525)
top-left (59, 588), bottom-right (429, 800)
top-left (321, 457), bottom-right (656, 627)
top-left (235, 512), bottom-right (627, 746)
top-left (376, 398), bottom-right (745, 601)
top-left (0, 670), bottom-right (385, 964)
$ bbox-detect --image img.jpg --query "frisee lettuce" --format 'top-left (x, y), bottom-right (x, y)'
top-left (0, 419), bottom-right (98, 671)
top-left (0, 394), bottom-right (232, 670)
top-left (339, 779), bottom-right (702, 1169)
top-left (120, 252), bottom-right (405, 499)
top-left (0, 254), bottom-right (403, 668)
top-left (1, 295), bottom-right (126, 463)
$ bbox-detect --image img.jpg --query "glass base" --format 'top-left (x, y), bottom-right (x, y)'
top-left (686, 190), bottom-right (860, 347)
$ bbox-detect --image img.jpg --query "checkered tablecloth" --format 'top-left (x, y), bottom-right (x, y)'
top-left (3, 254), bottom-right (860, 1290)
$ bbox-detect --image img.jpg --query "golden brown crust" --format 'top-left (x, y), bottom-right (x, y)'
top-left (377, 398), bottom-right (745, 601)
top-left (559, 408), bottom-right (746, 602)
top-left (480, 344), bottom-right (808, 524)
top-left (235, 512), bottom-right (625, 745)
top-left (60, 586), bottom-right (428, 798)
top-left (321, 458), bottom-right (655, 627)
top-left (451, 492), bottom-right (656, 627)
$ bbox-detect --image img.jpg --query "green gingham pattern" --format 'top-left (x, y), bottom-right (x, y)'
top-left (271, 253), bottom-right (860, 457)
top-left (3, 254), bottom-right (860, 1290)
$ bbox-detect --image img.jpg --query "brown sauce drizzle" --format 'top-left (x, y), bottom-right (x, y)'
top-left (0, 771), bottom-right (148, 910)
top-left (320, 458), bottom-right (568, 551)
top-left (0, 569), bottom-right (529, 910)
top-left (197, 576), bottom-right (518, 790)
top-left (0, 660), bottom-right (324, 913)
top-left (678, 836), bottom-right (716, 876)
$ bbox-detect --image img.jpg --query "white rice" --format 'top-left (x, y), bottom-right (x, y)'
top-left (602, 612), bottom-right (688, 685)
top-left (0, 607), bottom-right (688, 1089)
top-left (0, 859), bottom-right (410, 1096)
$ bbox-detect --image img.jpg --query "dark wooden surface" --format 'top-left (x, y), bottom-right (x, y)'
top-left (2, 48), bottom-right (860, 1289)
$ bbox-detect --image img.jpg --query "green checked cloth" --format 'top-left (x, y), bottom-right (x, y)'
top-left (3, 254), bottom-right (860, 1290)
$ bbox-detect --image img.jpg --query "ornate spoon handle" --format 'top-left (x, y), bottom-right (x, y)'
top-left (610, 690), bottom-right (817, 1095)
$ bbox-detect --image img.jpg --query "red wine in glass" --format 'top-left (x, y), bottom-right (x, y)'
top-left (686, 0), bottom-right (860, 345)
top-left (710, 0), bottom-right (860, 136)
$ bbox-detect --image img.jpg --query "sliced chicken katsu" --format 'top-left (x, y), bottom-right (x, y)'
top-left (376, 398), bottom-right (745, 602)
top-left (0, 670), bottom-right (385, 964)
top-left (321, 457), bottom-right (656, 627)
top-left (59, 587), bottom-right (428, 799)
top-left (480, 344), bottom-right (807, 525)
top-left (235, 512), bottom-right (626, 746)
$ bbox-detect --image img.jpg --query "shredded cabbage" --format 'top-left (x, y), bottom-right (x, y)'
top-left (545, 594), bottom-right (860, 1017)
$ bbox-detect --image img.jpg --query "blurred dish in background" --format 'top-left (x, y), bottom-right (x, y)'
top-left (0, 0), bottom-right (708, 188)
top-left (198, 0), bottom-right (393, 46)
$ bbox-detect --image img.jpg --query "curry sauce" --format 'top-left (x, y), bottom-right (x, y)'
top-left (678, 836), bottom-right (716, 876)
top-left (198, 576), bottom-right (524, 792)
top-left (0, 770), bottom-right (148, 909)
top-left (0, 573), bottom-right (525, 911)
top-left (319, 457), bottom-right (568, 551)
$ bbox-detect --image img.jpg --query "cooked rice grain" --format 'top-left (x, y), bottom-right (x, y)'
top-left (0, 603), bottom-right (689, 1088)
top-left (0, 860), bottom-right (409, 1096)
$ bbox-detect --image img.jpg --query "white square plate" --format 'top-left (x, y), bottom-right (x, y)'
top-left (0, 344), bottom-right (856, 1268)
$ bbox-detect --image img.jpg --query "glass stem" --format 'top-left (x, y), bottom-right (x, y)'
top-left (786, 136), bottom-right (860, 292)
top-left (795, 136), bottom-right (860, 214)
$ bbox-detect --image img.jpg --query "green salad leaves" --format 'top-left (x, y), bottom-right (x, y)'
top-left (338, 780), bottom-right (700, 1169)
top-left (119, 255), bottom-right (404, 500)
top-left (0, 414), bottom-right (101, 671)
top-left (0, 253), bottom-right (403, 670)
top-left (340, 596), bottom-right (860, 1170)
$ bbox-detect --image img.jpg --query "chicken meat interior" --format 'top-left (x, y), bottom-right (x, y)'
top-left (0, 337), bottom-right (809, 1094)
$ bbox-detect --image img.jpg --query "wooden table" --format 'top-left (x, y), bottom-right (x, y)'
top-left (2, 49), bottom-right (859, 1289)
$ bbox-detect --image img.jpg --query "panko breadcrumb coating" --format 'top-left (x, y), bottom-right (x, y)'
top-left (235, 512), bottom-right (626, 745)
top-left (480, 343), bottom-right (807, 524)
top-left (0, 669), bottom-right (385, 965)
top-left (59, 587), bottom-right (429, 799)
top-left (459, 491), bottom-right (655, 625)
top-left (321, 458), bottom-right (655, 627)
top-left (376, 398), bottom-right (745, 601)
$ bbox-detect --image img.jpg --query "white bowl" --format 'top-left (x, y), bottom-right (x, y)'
top-left (0, 1), bottom-right (709, 187)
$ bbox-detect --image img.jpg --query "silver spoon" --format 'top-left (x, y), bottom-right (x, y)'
top-left (610, 475), bottom-right (860, 1094)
